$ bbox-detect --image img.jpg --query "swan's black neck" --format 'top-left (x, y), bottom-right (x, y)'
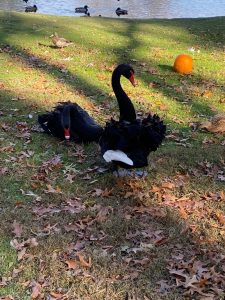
top-left (112, 67), bottom-right (136, 123)
top-left (62, 104), bottom-right (72, 128)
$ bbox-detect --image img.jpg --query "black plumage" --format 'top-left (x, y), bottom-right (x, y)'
top-left (38, 102), bottom-right (103, 143)
top-left (99, 64), bottom-right (166, 169)
top-left (116, 8), bottom-right (128, 16)
top-left (75, 5), bottom-right (89, 14)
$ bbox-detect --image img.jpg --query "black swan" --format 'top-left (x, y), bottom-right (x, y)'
top-left (25, 5), bottom-right (37, 12)
top-left (116, 8), bottom-right (128, 17)
top-left (50, 33), bottom-right (74, 48)
top-left (99, 64), bottom-right (166, 169)
top-left (38, 102), bottom-right (103, 143)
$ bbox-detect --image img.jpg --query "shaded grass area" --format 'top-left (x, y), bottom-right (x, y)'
top-left (0, 11), bottom-right (225, 300)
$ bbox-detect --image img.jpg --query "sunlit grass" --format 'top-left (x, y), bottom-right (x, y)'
top-left (0, 11), bottom-right (224, 299)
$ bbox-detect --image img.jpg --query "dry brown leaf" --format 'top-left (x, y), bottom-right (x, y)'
top-left (45, 184), bottom-right (62, 194)
top-left (77, 254), bottom-right (92, 268)
top-left (179, 207), bottom-right (188, 219)
top-left (202, 90), bottom-right (213, 98)
top-left (162, 182), bottom-right (176, 190)
top-left (122, 271), bottom-right (139, 280)
top-left (65, 260), bottom-right (78, 269)
top-left (12, 266), bottom-right (23, 278)
top-left (133, 258), bottom-right (150, 266)
top-left (18, 248), bottom-right (26, 261)
top-left (216, 213), bottom-right (225, 225)
top-left (0, 277), bottom-right (8, 287)
top-left (96, 206), bottom-right (113, 222)
top-left (49, 291), bottom-right (65, 299)
top-left (12, 220), bottom-right (23, 237)
top-left (149, 185), bottom-right (161, 193)
top-left (31, 281), bottom-right (41, 299)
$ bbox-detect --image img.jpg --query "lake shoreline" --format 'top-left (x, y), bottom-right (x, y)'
top-left (1, 9), bottom-right (225, 21)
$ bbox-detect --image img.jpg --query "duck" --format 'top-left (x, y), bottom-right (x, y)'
top-left (38, 102), bottom-right (103, 143)
top-left (50, 33), bottom-right (74, 48)
top-left (198, 114), bottom-right (225, 133)
top-left (75, 5), bottom-right (89, 14)
top-left (116, 8), bottom-right (128, 17)
top-left (25, 5), bottom-right (37, 12)
top-left (99, 64), bottom-right (166, 169)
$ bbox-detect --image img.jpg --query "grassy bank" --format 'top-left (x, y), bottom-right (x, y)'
top-left (0, 11), bottom-right (225, 300)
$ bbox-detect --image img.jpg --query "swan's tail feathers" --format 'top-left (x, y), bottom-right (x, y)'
top-left (38, 113), bottom-right (53, 134)
top-left (38, 102), bottom-right (73, 134)
top-left (38, 111), bottom-right (64, 139)
top-left (142, 114), bottom-right (166, 151)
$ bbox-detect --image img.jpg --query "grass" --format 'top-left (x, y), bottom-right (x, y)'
top-left (0, 11), bottom-right (225, 300)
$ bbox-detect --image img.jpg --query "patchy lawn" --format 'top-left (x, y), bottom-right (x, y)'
top-left (0, 11), bottom-right (225, 300)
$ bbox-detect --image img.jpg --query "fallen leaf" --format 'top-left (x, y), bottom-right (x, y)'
top-left (65, 260), bottom-right (78, 269)
top-left (216, 213), bottom-right (225, 225)
top-left (162, 182), bottom-right (176, 189)
top-left (49, 291), bottom-right (65, 299)
top-left (18, 248), bottom-right (26, 261)
top-left (12, 220), bottom-right (23, 237)
top-left (122, 271), bottom-right (139, 280)
top-left (77, 254), bottom-right (92, 268)
top-left (45, 184), bottom-right (62, 194)
top-left (31, 281), bottom-right (41, 299)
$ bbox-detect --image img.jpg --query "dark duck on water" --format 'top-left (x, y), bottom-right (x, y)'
top-left (75, 5), bottom-right (89, 14)
top-left (99, 64), bottom-right (166, 170)
top-left (116, 8), bottom-right (128, 16)
top-left (25, 5), bottom-right (37, 12)
top-left (38, 102), bottom-right (103, 143)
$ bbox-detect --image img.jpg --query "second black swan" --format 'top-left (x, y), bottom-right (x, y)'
top-left (38, 102), bottom-right (103, 143)
top-left (99, 64), bottom-right (166, 169)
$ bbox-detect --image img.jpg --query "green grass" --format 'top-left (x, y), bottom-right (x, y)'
top-left (0, 11), bottom-right (225, 300)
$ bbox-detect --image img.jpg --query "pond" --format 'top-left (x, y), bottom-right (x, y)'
top-left (0, 0), bottom-right (225, 19)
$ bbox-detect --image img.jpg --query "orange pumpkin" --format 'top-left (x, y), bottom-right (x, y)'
top-left (173, 54), bottom-right (193, 74)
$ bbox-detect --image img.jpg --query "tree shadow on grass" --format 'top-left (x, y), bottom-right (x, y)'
top-left (1, 12), bottom-right (224, 124)
top-left (0, 39), bottom-right (225, 300)
top-left (102, 20), bottom-right (225, 123)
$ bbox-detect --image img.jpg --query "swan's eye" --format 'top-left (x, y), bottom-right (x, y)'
top-left (129, 71), bottom-right (136, 86)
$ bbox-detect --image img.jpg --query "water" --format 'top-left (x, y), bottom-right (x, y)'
top-left (0, 0), bottom-right (225, 19)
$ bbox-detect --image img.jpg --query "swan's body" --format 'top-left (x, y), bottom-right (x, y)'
top-left (99, 64), bottom-right (166, 169)
top-left (116, 8), bottom-right (128, 16)
top-left (75, 5), bottom-right (89, 14)
top-left (25, 5), bottom-right (37, 12)
top-left (50, 33), bottom-right (73, 48)
top-left (198, 114), bottom-right (225, 133)
top-left (38, 102), bottom-right (103, 143)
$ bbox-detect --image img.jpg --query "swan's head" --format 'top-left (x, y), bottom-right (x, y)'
top-left (119, 64), bottom-right (136, 86)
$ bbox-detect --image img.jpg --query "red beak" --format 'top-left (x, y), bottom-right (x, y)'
top-left (64, 128), bottom-right (70, 140)
top-left (129, 72), bottom-right (136, 87)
